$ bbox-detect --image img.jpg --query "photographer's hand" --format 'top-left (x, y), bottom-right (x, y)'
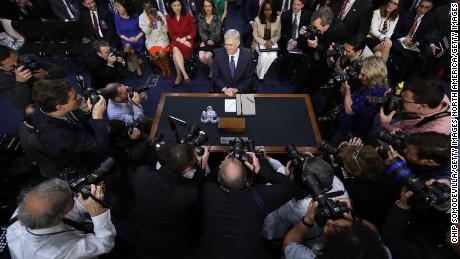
top-left (348, 137), bottom-right (362, 147)
top-left (299, 26), bottom-right (307, 35)
top-left (92, 95), bottom-right (106, 120)
top-left (32, 69), bottom-right (48, 79)
top-left (307, 36), bottom-right (318, 48)
top-left (303, 200), bottom-right (318, 226)
top-left (15, 66), bottom-right (32, 82)
top-left (78, 184), bottom-right (106, 217)
top-left (386, 145), bottom-right (406, 163)
top-left (396, 186), bottom-right (413, 210)
top-left (130, 92), bottom-right (142, 105)
top-left (107, 53), bottom-right (117, 66)
top-left (128, 127), bottom-right (141, 140)
top-left (197, 146), bottom-right (210, 170)
top-left (244, 152), bottom-right (261, 174)
top-left (379, 107), bottom-right (396, 131)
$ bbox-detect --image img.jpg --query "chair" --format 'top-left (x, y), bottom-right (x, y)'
top-left (12, 20), bottom-right (48, 55)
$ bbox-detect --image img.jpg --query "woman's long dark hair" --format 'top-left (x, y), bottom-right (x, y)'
top-left (379, 0), bottom-right (403, 21)
top-left (258, 0), bottom-right (277, 24)
top-left (168, 0), bottom-right (187, 16)
top-left (201, 0), bottom-right (217, 16)
top-left (115, 0), bottom-right (136, 17)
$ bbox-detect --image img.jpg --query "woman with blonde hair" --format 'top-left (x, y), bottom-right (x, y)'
top-left (335, 56), bottom-right (388, 142)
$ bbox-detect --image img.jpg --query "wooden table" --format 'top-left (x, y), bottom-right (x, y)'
top-left (149, 93), bottom-right (321, 153)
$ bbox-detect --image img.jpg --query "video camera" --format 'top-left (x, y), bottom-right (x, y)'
top-left (70, 157), bottom-right (115, 200)
top-left (180, 124), bottom-right (208, 156)
top-left (304, 173), bottom-right (351, 226)
top-left (327, 44), bottom-right (344, 60)
top-left (386, 157), bottom-right (450, 211)
top-left (18, 55), bottom-right (40, 72)
top-left (301, 25), bottom-right (321, 41)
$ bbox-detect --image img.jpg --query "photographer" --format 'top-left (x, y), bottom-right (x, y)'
top-left (297, 7), bottom-right (349, 92)
top-left (31, 79), bottom-right (110, 174)
top-left (379, 79), bottom-right (451, 135)
top-left (87, 40), bottom-right (125, 89)
top-left (104, 83), bottom-right (147, 127)
top-left (382, 181), bottom-right (458, 258)
top-left (330, 36), bottom-right (374, 80)
top-left (132, 143), bottom-right (209, 257)
top-left (336, 138), bottom-right (400, 229)
top-left (0, 45), bottom-right (65, 109)
top-left (333, 56), bottom-right (388, 143)
top-left (282, 199), bottom-right (390, 259)
top-left (198, 153), bottom-right (295, 258)
top-left (263, 156), bottom-right (349, 241)
top-left (7, 179), bottom-right (116, 258)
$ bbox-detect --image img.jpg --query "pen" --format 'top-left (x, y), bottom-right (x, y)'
top-left (246, 96), bottom-right (254, 103)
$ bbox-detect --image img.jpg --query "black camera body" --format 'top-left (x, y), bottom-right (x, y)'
top-left (181, 124), bottom-right (208, 156)
top-left (302, 25), bottom-right (321, 41)
top-left (18, 56), bottom-right (40, 72)
top-left (377, 130), bottom-right (406, 150)
top-left (229, 138), bottom-right (251, 163)
top-left (70, 157), bottom-right (116, 198)
top-left (317, 109), bottom-right (339, 123)
top-left (128, 85), bottom-right (150, 98)
top-left (110, 47), bottom-right (124, 58)
top-left (323, 66), bottom-right (360, 90)
top-left (327, 44), bottom-right (344, 60)
top-left (365, 94), bottom-right (403, 114)
top-left (386, 157), bottom-right (450, 211)
top-left (318, 140), bottom-right (339, 157)
top-left (83, 87), bottom-right (113, 106)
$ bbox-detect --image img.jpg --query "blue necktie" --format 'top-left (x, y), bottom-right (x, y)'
top-left (230, 56), bottom-right (235, 79)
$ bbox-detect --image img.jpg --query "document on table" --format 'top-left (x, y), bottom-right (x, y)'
top-left (225, 99), bottom-right (237, 113)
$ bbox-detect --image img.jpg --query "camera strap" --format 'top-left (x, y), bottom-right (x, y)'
top-left (414, 111), bottom-right (450, 128)
top-left (250, 187), bottom-right (268, 218)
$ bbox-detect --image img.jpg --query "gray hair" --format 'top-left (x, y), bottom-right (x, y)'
top-left (224, 29), bottom-right (240, 42)
top-left (311, 7), bottom-right (334, 26)
top-left (17, 179), bottom-right (71, 229)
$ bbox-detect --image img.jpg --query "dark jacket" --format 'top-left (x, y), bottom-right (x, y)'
top-left (280, 9), bottom-right (312, 53)
top-left (87, 52), bottom-right (123, 89)
top-left (382, 205), bottom-right (457, 259)
top-left (330, 0), bottom-right (373, 37)
top-left (213, 47), bottom-right (254, 93)
top-left (0, 54), bottom-right (65, 109)
top-left (48, 0), bottom-right (81, 21)
top-left (198, 166), bottom-right (295, 259)
top-left (80, 6), bottom-right (117, 45)
top-left (391, 9), bottom-right (433, 43)
top-left (132, 165), bottom-right (204, 256)
top-left (32, 109), bottom-right (110, 169)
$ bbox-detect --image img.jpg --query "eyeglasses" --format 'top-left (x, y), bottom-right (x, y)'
top-left (402, 98), bottom-right (417, 104)
top-left (352, 144), bottom-right (364, 174)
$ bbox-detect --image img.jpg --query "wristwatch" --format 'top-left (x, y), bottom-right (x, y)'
top-left (301, 216), bottom-right (314, 228)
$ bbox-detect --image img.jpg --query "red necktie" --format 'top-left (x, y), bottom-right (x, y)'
top-left (92, 12), bottom-right (103, 38)
top-left (337, 0), bottom-right (350, 20)
top-left (407, 15), bottom-right (420, 38)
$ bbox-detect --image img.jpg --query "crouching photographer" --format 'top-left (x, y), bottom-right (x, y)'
top-left (87, 40), bottom-right (126, 89)
top-left (282, 199), bottom-right (390, 259)
top-left (382, 178), bottom-right (458, 258)
top-left (132, 142), bottom-right (209, 258)
top-left (0, 45), bottom-right (66, 109)
top-left (327, 56), bottom-right (388, 144)
top-left (198, 146), bottom-right (295, 258)
top-left (6, 178), bottom-right (116, 258)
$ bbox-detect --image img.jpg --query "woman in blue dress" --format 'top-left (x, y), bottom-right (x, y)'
top-left (114, 0), bottom-right (145, 77)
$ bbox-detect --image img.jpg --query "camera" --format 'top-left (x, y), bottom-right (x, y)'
top-left (386, 157), bottom-right (450, 211)
top-left (110, 46), bottom-right (124, 57)
top-left (229, 137), bottom-right (251, 163)
top-left (302, 25), bottom-right (321, 41)
top-left (323, 66), bottom-right (360, 90)
top-left (128, 85), bottom-right (150, 98)
top-left (327, 44), bottom-right (344, 60)
top-left (147, 133), bottom-right (164, 151)
top-left (18, 56), bottom-right (40, 72)
top-left (285, 145), bottom-right (312, 185)
top-left (181, 124), bottom-right (208, 156)
top-left (377, 130), bottom-right (406, 150)
top-left (365, 94), bottom-right (403, 114)
top-left (304, 173), bottom-right (351, 226)
top-left (318, 140), bottom-right (339, 157)
top-left (83, 87), bottom-right (113, 106)
top-left (69, 157), bottom-right (116, 198)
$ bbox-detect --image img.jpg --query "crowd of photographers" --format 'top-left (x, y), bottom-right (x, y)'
top-left (0, 0), bottom-right (456, 258)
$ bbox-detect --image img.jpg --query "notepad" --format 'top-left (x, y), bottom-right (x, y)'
top-left (225, 99), bottom-right (237, 113)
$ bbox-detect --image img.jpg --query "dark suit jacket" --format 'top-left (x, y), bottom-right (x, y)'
top-left (391, 9), bottom-right (433, 43)
top-left (1, 2), bottom-right (41, 21)
top-left (87, 52), bottom-right (123, 89)
top-left (80, 7), bottom-right (116, 44)
top-left (197, 166), bottom-right (295, 259)
top-left (330, 0), bottom-right (373, 37)
top-left (423, 4), bottom-right (449, 46)
top-left (32, 109), bottom-right (110, 169)
top-left (280, 9), bottom-right (311, 52)
top-left (244, 0), bottom-right (261, 23)
top-left (48, 0), bottom-right (81, 21)
top-left (132, 165), bottom-right (204, 256)
top-left (213, 47), bottom-right (254, 93)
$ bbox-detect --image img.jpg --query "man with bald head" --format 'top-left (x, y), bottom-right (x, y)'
top-left (198, 153), bottom-right (295, 258)
top-left (6, 179), bottom-right (116, 259)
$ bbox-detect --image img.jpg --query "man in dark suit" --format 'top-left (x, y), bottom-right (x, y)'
top-left (330, 0), bottom-right (373, 37)
top-left (243, 0), bottom-right (263, 46)
top-left (87, 40), bottom-right (125, 89)
top-left (389, 0), bottom-right (433, 82)
top-left (81, 0), bottom-right (117, 46)
top-left (48, 0), bottom-right (81, 21)
top-left (132, 143), bottom-right (209, 257)
top-left (213, 29), bottom-right (254, 96)
top-left (278, 0), bottom-right (311, 82)
top-left (197, 154), bottom-right (295, 258)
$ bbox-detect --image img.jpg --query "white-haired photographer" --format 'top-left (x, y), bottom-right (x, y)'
top-left (6, 179), bottom-right (116, 259)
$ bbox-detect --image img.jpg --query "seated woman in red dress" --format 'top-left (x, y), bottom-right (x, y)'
top-left (167, 0), bottom-right (196, 86)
